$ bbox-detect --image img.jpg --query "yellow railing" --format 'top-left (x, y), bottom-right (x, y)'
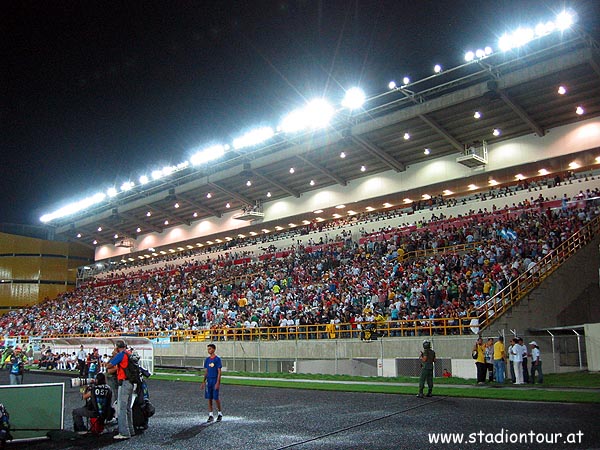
top-left (27, 214), bottom-right (599, 344)
top-left (402, 241), bottom-right (481, 261)
top-left (476, 213), bottom-right (600, 330)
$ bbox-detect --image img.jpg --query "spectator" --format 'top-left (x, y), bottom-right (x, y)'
top-left (493, 336), bottom-right (506, 384)
top-left (473, 337), bottom-right (486, 385)
top-left (529, 341), bottom-right (543, 384)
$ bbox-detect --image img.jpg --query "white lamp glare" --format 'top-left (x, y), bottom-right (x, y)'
top-left (402, 76), bottom-right (410, 86)
top-left (433, 64), bottom-right (442, 73)
top-left (342, 87), bottom-right (366, 110)
top-left (388, 81), bottom-right (397, 90)
top-left (139, 175), bottom-right (149, 185)
top-left (556, 11), bottom-right (573, 31)
top-left (464, 51), bottom-right (474, 62)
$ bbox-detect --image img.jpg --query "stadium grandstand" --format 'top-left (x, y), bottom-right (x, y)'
top-left (2, 10), bottom-right (600, 376)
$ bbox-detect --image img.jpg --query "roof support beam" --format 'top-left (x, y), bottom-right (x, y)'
top-left (296, 155), bottom-right (347, 186)
top-left (418, 114), bottom-right (464, 152)
top-left (496, 89), bottom-right (545, 137)
top-left (250, 169), bottom-right (300, 198)
top-left (350, 135), bottom-right (406, 172)
top-left (177, 193), bottom-right (222, 218)
top-left (208, 182), bottom-right (254, 206)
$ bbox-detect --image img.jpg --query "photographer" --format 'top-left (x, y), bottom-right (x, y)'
top-left (6, 347), bottom-right (26, 385)
top-left (72, 373), bottom-right (113, 434)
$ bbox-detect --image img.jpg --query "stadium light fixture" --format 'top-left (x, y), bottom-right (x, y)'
top-left (442, 190), bottom-right (453, 196)
top-left (402, 76), bottom-right (410, 86)
top-left (538, 168), bottom-right (549, 175)
top-left (93, 240), bottom-right (98, 245)
top-left (97, 227), bottom-right (102, 232)
top-left (576, 106), bottom-right (585, 115)
top-left (515, 173), bottom-right (526, 180)
top-left (136, 227), bottom-right (141, 233)
top-left (146, 211), bottom-right (152, 217)
top-left (468, 184), bottom-right (478, 190)
top-left (403, 132), bottom-right (410, 140)
top-left (113, 234), bottom-right (119, 239)
top-left (335, 204), bottom-right (345, 209)
top-left (289, 167), bottom-right (295, 174)
top-left (225, 203), bottom-right (230, 208)
top-left (493, 128), bottom-right (501, 136)
top-left (489, 179), bottom-right (499, 186)
top-left (107, 187), bottom-right (118, 198)
top-left (475, 49), bottom-right (485, 59)
top-left (232, 126), bottom-right (274, 150)
top-left (474, 111), bottom-right (482, 119)
top-left (266, 192), bottom-right (271, 198)
top-left (40, 192), bottom-right (106, 223)
top-left (595, 156), bottom-right (600, 164)
top-left (340, 151), bottom-right (346, 158)
top-left (424, 148), bottom-right (431, 155)
top-left (557, 85), bottom-right (567, 95)
top-left (568, 161), bottom-right (580, 169)
top-left (279, 99), bottom-right (334, 133)
top-left (484, 46), bottom-right (493, 55)
top-left (313, 209), bottom-right (323, 214)
top-left (365, 206), bottom-right (375, 211)
top-left (422, 194), bottom-right (431, 200)
top-left (246, 180), bottom-right (252, 187)
top-left (310, 180), bottom-right (315, 186)
top-left (206, 192), bottom-right (212, 199)
top-left (342, 87), bottom-right (366, 110)
top-left (174, 202), bottom-right (180, 208)
top-left (360, 165), bottom-right (366, 172)
top-left (121, 181), bottom-right (134, 192)
top-left (464, 51), bottom-right (475, 62)
top-left (139, 175), bottom-right (149, 185)
top-left (403, 198), bottom-right (412, 204)
top-left (383, 202), bottom-right (393, 208)
top-left (190, 144), bottom-right (226, 166)
top-left (433, 64), bottom-right (442, 73)
top-left (555, 11), bottom-right (574, 31)
top-left (193, 212), bottom-right (198, 218)
top-left (287, 224), bottom-right (295, 228)
top-left (388, 81), bottom-right (397, 90)
top-left (164, 220), bottom-right (169, 225)
top-left (151, 169), bottom-right (163, 181)
top-left (76, 233), bottom-right (81, 238)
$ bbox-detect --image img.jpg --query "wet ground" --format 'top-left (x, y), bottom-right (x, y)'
top-left (4, 372), bottom-right (600, 449)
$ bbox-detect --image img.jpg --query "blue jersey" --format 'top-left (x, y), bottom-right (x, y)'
top-left (204, 355), bottom-right (222, 380)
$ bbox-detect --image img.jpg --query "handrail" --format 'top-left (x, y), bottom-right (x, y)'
top-left (475, 213), bottom-right (600, 330)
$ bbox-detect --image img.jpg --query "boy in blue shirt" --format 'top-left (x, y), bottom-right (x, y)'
top-left (200, 344), bottom-right (222, 423)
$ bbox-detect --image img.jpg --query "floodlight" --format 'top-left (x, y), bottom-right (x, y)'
top-left (402, 76), bottom-right (410, 86)
top-left (164, 220), bottom-right (169, 225)
top-left (403, 199), bottom-right (412, 204)
top-left (489, 179), bottom-right (498, 186)
top-left (232, 126), bottom-right (274, 150)
top-left (468, 184), bottom-right (478, 190)
top-left (498, 34), bottom-right (512, 52)
top-left (475, 49), bottom-right (485, 59)
top-left (360, 165), bottom-right (366, 172)
top-left (493, 128), bottom-right (501, 136)
top-left (246, 180), bottom-right (252, 187)
top-left (515, 174), bottom-right (526, 180)
top-left (93, 240), bottom-right (98, 245)
top-left (464, 51), bottom-right (474, 62)
top-left (121, 181), bottom-right (134, 192)
top-left (557, 85), bottom-right (567, 95)
top-left (280, 99), bottom-right (334, 133)
top-left (151, 170), bottom-right (163, 180)
top-left (576, 106), bottom-right (584, 115)
top-left (97, 226), bottom-right (102, 232)
top-left (193, 212), bottom-right (198, 218)
top-left (310, 180), bottom-right (315, 186)
top-left (206, 192), bottom-right (212, 198)
top-left (76, 233), bottom-right (81, 238)
top-left (313, 209), bottom-right (323, 214)
top-left (538, 169), bottom-right (549, 175)
top-left (190, 144), bottom-right (226, 166)
top-left (433, 64), bottom-right (442, 73)
top-left (136, 227), bottom-right (141, 233)
top-left (107, 187), bottom-right (118, 197)
top-left (403, 132), bottom-right (410, 140)
top-left (568, 162), bottom-right (580, 169)
top-left (139, 175), bottom-right (149, 185)
top-left (40, 192), bottom-right (106, 223)
top-left (555, 11), bottom-right (573, 31)
top-left (266, 192), bottom-right (271, 198)
top-left (342, 87), bottom-right (366, 110)
top-left (388, 81), bottom-right (397, 90)
top-left (474, 111), bottom-right (482, 119)
top-left (114, 234), bottom-right (119, 239)
top-left (442, 190), bottom-right (453, 196)
top-left (225, 203), bottom-right (230, 208)
top-left (340, 151), bottom-right (346, 158)
top-left (424, 148), bottom-right (430, 155)
top-left (484, 46), bottom-right (493, 55)
top-left (162, 166), bottom-right (173, 176)
top-left (174, 202), bottom-right (179, 208)
top-left (146, 211), bottom-right (152, 217)
top-left (289, 167), bottom-right (295, 174)
top-left (513, 27), bottom-right (535, 47)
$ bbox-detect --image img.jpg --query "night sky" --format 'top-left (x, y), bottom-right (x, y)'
top-left (2, 0), bottom-right (599, 226)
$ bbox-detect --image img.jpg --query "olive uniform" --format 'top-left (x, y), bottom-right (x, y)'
top-left (417, 340), bottom-right (436, 398)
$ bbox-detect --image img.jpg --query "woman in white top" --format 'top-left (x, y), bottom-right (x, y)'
top-left (529, 341), bottom-right (543, 384)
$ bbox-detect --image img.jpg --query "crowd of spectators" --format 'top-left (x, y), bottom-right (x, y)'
top-left (1, 185), bottom-right (598, 340)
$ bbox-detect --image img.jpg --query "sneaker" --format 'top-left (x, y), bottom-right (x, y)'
top-left (76, 431), bottom-right (88, 435)
top-left (206, 415), bottom-right (214, 423)
top-left (216, 414), bottom-right (223, 422)
top-left (113, 434), bottom-right (130, 440)
top-left (416, 393), bottom-right (424, 398)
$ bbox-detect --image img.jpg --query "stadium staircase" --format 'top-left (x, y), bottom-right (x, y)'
top-left (478, 214), bottom-right (600, 333)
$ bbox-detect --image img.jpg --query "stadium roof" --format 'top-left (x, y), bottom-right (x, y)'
top-left (48, 32), bottom-right (600, 248)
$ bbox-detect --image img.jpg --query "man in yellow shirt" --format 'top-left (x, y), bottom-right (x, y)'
top-left (493, 336), bottom-right (506, 383)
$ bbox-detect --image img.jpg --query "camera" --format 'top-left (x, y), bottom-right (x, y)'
top-left (70, 377), bottom-right (95, 388)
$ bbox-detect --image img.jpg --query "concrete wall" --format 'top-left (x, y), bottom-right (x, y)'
top-left (585, 323), bottom-right (600, 372)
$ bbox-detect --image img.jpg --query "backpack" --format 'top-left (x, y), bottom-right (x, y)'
top-left (0, 404), bottom-right (13, 442)
top-left (123, 351), bottom-right (142, 384)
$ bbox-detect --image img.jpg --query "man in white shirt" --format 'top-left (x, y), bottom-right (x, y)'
top-left (529, 341), bottom-right (543, 384)
top-left (511, 339), bottom-right (524, 384)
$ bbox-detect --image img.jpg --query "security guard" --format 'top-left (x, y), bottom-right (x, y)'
top-left (417, 340), bottom-right (436, 398)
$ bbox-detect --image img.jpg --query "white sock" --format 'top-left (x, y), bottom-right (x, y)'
top-left (218, 411), bottom-right (222, 416)
top-left (209, 412), bottom-right (214, 417)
